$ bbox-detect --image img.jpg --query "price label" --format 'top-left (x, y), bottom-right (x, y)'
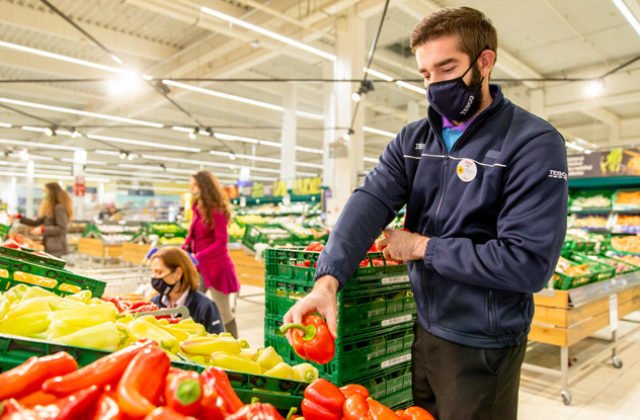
top-left (381, 314), bottom-right (412, 327)
top-left (381, 275), bottom-right (409, 285)
top-left (380, 353), bottom-right (411, 369)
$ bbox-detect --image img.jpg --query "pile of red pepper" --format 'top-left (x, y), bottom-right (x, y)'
top-left (301, 379), bottom-right (434, 420)
top-left (0, 340), bottom-right (285, 420)
top-left (297, 242), bottom-right (400, 268)
top-left (100, 296), bottom-right (161, 315)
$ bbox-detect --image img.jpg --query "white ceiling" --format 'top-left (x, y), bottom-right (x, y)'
top-left (0, 0), bottom-right (639, 186)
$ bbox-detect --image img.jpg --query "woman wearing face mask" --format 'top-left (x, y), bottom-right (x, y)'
top-left (13, 182), bottom-right (72, 257)
top-left (150, 247), bottom-right (224, 334)
top-left (183, 170), bottom-right (240, 338)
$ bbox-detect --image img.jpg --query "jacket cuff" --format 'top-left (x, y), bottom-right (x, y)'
top-left (424, 237), bottom-right (438, 270)
top-left (314, 264), bottom-right (347, 291)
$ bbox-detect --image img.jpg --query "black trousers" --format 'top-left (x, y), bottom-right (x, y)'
top-left (412, 324), bottom-right (527, 420)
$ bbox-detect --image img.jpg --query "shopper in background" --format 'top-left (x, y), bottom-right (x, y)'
top-left (184, 170), bottom-right (240, 337)
top-left (14, 182), bottom-right (73, 257)
top-left (284, 7), bottom-right (568, 420)
top-left (150, 247), bottom-right (224, 334)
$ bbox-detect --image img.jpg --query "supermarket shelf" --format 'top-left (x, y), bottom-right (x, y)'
top-left (568, 271), bottom-right (640, 307)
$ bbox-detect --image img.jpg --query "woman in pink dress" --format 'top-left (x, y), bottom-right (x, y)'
top-left (183, 170), bottom-right (240, 337)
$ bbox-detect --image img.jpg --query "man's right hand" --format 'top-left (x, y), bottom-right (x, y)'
top-left (282, 275), bottom-right (340, 339)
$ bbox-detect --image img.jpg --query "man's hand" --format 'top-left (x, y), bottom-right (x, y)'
top-left (282, 275), bottom-right (339, 339)
top-left (377, 229), bottom-right (429, 262)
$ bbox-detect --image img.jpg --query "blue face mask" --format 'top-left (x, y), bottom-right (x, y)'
top-left (426, 52), bottom-right (485, 122)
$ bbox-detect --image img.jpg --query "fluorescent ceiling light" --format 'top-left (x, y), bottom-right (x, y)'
top-left (142, 154), bottom-right (302, 176)
top-left (295, 161), bottom-right (323, 169)
top-left (612, 0), bottom-right (640, 36)
top-left (95, 150), bottom-right (121, 157)
top-left (0, 97), bottom-right (163, 128)
top-left (60, 158), bottom-right (107, 166)
top-left (395, 81), bottom-right (425, 94)
top-left (85, 167), bottom-right (189, 181)
top-left (200, 6), bottom-right (336, 62)
top-left (211, 150), bottom-right (281, 164)
top-left (0, 169), bottom-right (108, 182)
top-left (566, 142), bottom-right (585, 152)
top-left (215, 132), bottom-right (260, 145)
top-left (363, 67), bottom-right (394, 82)
top-left (0, 137), bottom-right (79, 151)
top-left (363, 126), bottom-right (396, 138)
top-left (172, 126), bottom-right (193, 133)
top-left (86, 134), bottom-right (200, 153)
top-left (295, 146), bottom-right (323, 154)
top-left (583, 79), bottom-right (604, 98)
top-left (0, 40), bottom-right (127, 75)
top-left (363, 157), bottom-right (379, 164)
top-left (163, 81), bottom-right (324, 121)
top-left (0, 122), bottom-right (12, 128)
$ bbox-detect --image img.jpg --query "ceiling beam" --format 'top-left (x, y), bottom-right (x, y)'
top-left (0, 2), bottom-right (178, 62)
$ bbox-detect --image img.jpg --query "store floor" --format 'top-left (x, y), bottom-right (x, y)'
top-left (233, 286), bottom-right (640, 419)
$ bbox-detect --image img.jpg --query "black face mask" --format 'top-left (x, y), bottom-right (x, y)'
top-left (426, 51), bottom-right (486, 122)
top-left (151, 271), bottom-right (176, 296)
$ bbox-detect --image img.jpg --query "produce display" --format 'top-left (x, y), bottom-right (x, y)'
top-left (573, 215), bottom-right (608, 228)
top-left (612, 214), bottom-right (640, 234)
top-left (555, 256), bottom-right (589, 277)
top-left (614, 191), bottom-right (640, 206)
top-left (6, 233), bottom-right (43, 251)
top-left (613, 254), bottom-right (640, 266)
top-left (611, 235), bottom-right (640, 253)
top-left (0, 344), bottom-right (431, 419)
top-left (0, 284), bottom-right (317, 383)
top-left (571, 194), bottom-right (611, 209)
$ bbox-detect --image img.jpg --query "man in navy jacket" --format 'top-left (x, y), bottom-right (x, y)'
top-left (284, 6), bottom-right (567, 420)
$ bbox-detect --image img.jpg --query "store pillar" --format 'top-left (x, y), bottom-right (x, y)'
top-left (325, 7), bottom-right (365, 225)
top-left (73, 149), bottom-right (87, 220)
top-left (280, 83), bottom-right (297, 186)
top-left (26, 160), bottom-right (34, 217)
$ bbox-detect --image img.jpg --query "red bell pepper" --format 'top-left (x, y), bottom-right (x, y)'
top-left (0, 352), bottom-right (77, 400)
top-left (343, 393), bottom-right (370, 420)
top-left (92, 394), bottom-right (122, 420)
top-left (165, 369), bottom-right (203, 416)
top-left (226, 400), bottom-right (284, 420)
top-left (366, 398), bottom-right (398, 420)
top-left (200, 367), bottom-right (244, 415)
top-left (17, 390), bottom-right (57, 409)
top-left (304, 242), bottom-right (324, 252)
top-left (339, 384), bottom-right (370, 399)
top-left (301, 378), bottom-right (345, 420)
top-left (117, 345), bottom-right (171, 418)
top-left (144, 407), bottom-right (199, 420)
top-left (0, 399), bottom-right (35, 420)
top-left (396, 406), bottom-right (435, 420)
top-left (43, 340), bottom-right (153, 396)
top-left (101, 296), bottom-right (130, 313)
top-left (198, 380), bottom-right (226, 420)
top-left (279, 314), bottom-right (335, 365)
top-left (51, 385), bottom-right (102, 420)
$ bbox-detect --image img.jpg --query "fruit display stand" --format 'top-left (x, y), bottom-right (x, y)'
top-left (229, 243), bottom-right (266, 288)
top-left (77, 237), bottom-right (124, 260)
top-left (526, 272), bottom-right (640, 405)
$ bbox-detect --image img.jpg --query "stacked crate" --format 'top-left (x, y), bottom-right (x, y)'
top-left (263, 248), bottom-right (416, 410)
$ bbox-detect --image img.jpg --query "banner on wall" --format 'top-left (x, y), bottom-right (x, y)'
top-left (568, 148), bottom-right (640, 178)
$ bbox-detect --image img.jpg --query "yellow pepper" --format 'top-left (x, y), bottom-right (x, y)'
top-left (129, 318), bottom-right (180, 353)
top-left (160, 325), bottom-right (190, 342)
top-left (264, 362), bottom-right (295, 380)
top-left (209, 351), bottom-right (262, 375)
top-left (0, 312), bottom-right (51, 337)
top-left (256, 346), bottom-right (284, 371)
top-left (66, 290), bottom-right (92, 304)
top-left (49, 302), bottom-right (117, 327)
top-left (21, 286), bottom-right (57, 300)
top-left (171, 319), bottom-right (207, 336)
top-left (292, 363), bottom-right (319, 383)
top-left (239, 348), bottom-right (258, 361)
top-left (55, 322), bottom-right (130, 351)
top-left (5, 298), bottom-right (51, 319)
top-left (180, 336), bottom-right (243, 356)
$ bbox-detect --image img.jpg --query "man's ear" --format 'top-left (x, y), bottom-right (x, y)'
top-left (478, 49), bottom-right (496, 78)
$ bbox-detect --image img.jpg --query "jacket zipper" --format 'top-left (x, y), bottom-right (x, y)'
top-left (488, 290), bottom-right (497, 333)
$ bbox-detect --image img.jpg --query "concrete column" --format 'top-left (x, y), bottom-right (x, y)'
top-left (7, 177), bottom-right (17, 214)
top-left (26, 160), bottom-right (34, 216)
top-left (529, 89), bottom-right (546, 119)
top-left (280, 83), bottom-right (297, 184)
top-left (73, 149), bottom-right (87, 220)
top-left (407, 100), bottom-right (422, 123)
top-left (326, 6), bottom-right (365, 224)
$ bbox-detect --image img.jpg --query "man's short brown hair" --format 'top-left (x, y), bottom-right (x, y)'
top-left (410, 7), bottom-right (498, 63)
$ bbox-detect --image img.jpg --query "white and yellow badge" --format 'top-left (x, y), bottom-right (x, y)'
top-left (456, 159), bottom-right (477, 182)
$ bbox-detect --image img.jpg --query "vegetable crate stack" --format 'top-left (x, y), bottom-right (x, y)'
top-left (263, 246), bottom-right (416, 410)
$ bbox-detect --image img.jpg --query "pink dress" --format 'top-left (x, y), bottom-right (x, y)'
top-left (183, 206), bottom-right (240, 294)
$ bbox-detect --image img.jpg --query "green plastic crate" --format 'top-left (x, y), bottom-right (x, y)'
top-left (0, 334), bottom-right (307, 412)
top-left (264, 248), bottom-right (408, 291)
top-left (569, 253), bottom-right (638, 275)
top-left (145, 222), bottom-right (187, 239)
top-left (0, 246), bottom-right (66, 269)
top-left (0, 224), bottom-right (10, 241)
top-left (0, 255), bottom-right (106, 297)
top-left (358, 363), bottom-right (413, 403)
top-left (379, 388), bottom-right (414, 410)
top-left (553, 256), bottom-right (615, 290)
top-left (265, 318), bottom-right (413, 384)
top-left (242, 224), bottom-right (297, 252)
top-left (265, 279), bottom-right (416, 336)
